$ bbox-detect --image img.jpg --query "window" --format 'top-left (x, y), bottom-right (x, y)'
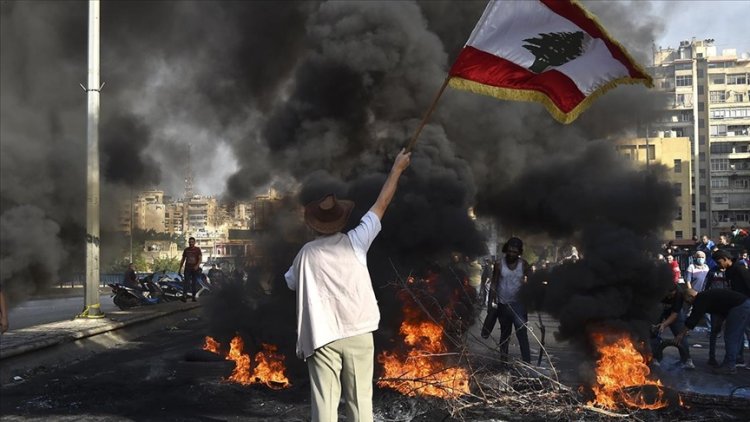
top-left (676, 93), bottom-right (692, 105)
top-left (738, 213), bottom-right (749, 222)
top-left (675, 230), bottom-right (683, 239)
top-left (699, 118), bottom-right (705, 128)
top-left (727, 74), bottom-right (748, 85)
top-left (676, 75), bottom-right (693, 86)
top-left (711, 158), bottom-right (729, 171)
top-left (735, 93), bottom-right (744, 102)
top-left (710, 91), bottom-right (727, 103)
top-left (700, 219), bottom-right (707, 228)
top-left (699, 169), bottom-right (706, 179)
top-left (673, 183), bottom-right (682, 197)
top-left (712, 195), bottom-right (727, 204)
top-left (711, 177), bottom-right (729, 188)
top-left (735, 178), bottom-right (750, 189)
top-left (676, 207), bottom-right (683, 221)
top-left (698, 85), bottom-right (705, 95)
top-left (711, 143), bottom-right (732, 154)
top-left (674, 159), bottom-right (682, 173)
top-left (675, 63), bottom-right (692, 71)
top-left (699, 135), bottom-right (707, 145)
top-left (698, 101), bottom-right (705, 111)
top-left (710, 125), bottom-right (728, 136)
top-left (712, 76), bottom-right (725, 84)
top-left (700, 202), bottom-right (707, 211)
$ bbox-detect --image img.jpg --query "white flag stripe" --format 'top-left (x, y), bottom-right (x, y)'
top-left (466, 0), bottom-right (629, 95)
top-left (554, 38), bottom-right (630, 95)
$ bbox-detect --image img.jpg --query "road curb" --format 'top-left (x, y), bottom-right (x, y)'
top-left (0, 302), bottom-right (202, 384)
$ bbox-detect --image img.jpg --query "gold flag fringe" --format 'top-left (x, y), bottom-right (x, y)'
top-left (448, 75), bottom-right (650, 124)
top-left (570, 0), bottom-right (654, 89)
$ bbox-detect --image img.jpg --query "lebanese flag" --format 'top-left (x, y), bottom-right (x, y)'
top-left (448, 0), bottom-right (653, 124)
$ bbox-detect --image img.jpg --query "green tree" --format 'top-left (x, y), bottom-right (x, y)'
top-left (523, 31), bottom-right (584, 73)
top-left (152, 256), bottom-right (181, 273)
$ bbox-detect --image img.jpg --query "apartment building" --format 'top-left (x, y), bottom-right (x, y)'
top-left (185, 195), bottom-right (220, 233)
top-left (651, 38), bottom-right (750, 238)
top-left (615, 136), bottom-right (693, 241)
top-left (164, 201), bottom-right (184, 235)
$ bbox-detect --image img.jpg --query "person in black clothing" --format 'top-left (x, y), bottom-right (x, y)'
top-left (123, 263), bottom-right (139, 288)
top-left (713, 249), bottom-right (750, 366)
top-left (650, 285), bottom-right (694, 369)
top-left (676, 288), bottom-right (750, 374)
top-left (703, 260), bottom-right (731, 364)
top-left (207, 264), bottom-right (225, 287)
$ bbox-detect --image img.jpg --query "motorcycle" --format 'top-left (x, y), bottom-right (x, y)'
top-left (162, 270), bottom-right (212, 301)
top-left (153, 273), bottom-right (187, 302)
top-left (108, 278), bottom-right (164, 310)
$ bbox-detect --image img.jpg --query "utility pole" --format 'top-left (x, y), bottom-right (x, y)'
top-left (130, 187), bottom-right (134, 263)
top-left (81, 0), bottom-right (104, 318)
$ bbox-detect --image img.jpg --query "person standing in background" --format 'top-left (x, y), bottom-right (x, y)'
top-left (179, 236), bottom-right (202, 302)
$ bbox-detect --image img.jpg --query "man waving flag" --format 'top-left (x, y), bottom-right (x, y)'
top-left (448, 0), bottom-right (653, 124)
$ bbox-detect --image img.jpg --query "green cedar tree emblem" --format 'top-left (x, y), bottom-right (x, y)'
top-left (523, 31), bottom-right (585, 73)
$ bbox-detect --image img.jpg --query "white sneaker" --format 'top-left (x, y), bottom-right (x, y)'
top-left (681, 359), bottom-right (695, 370)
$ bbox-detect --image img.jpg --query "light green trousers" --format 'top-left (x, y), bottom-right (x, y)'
top-left (307, 332), bottom-right (374, 422)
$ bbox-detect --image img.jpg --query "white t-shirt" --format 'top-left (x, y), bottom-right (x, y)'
top-left (284, 211), bottom-right (381, 359)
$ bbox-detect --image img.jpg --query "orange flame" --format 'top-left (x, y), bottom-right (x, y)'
top-left (203, 336), bottom-right (221, 354)
top-left (203, 335), bottom-right (291, 389)
top-left (588, 332), bottom-right (667, 410)
top-left (378, 320), bottom-right (469, 399)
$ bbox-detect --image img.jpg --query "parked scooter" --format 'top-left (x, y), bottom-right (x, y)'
top-left (108, 278), bottom-right (164, 310)
top-left (153, 273), bottom-right (187, 302)
top-left (162, 270), bottom-right (212, 301)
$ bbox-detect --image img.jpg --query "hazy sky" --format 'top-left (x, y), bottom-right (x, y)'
top-left (651, 0), bottom-right (750, 55)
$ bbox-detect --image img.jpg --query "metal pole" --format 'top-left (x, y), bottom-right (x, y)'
top-left (82, 0), bottom-right (103, 318)
top-left (130, 187), bottom-right (134, 263)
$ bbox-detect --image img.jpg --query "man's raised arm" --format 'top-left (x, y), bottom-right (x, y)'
top-left (370, 149), bottom-right (411, 220)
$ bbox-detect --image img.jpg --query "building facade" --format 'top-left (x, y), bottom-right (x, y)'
top-left (616, 136), bottom-right (693, 241)
top-left (651, 39), bottom-right (750, 238)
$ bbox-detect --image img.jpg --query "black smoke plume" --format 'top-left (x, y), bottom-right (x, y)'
top-left (3, 0), bottom-right (678, 380)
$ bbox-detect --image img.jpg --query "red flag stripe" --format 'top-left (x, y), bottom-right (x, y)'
top-left (539, 0), bottom-right (650, 81)
top-left (449, 46), bottom-right (585, 113)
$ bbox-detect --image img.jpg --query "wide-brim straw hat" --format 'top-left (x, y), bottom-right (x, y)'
top-left (304, 194), bottom-right (355, 235)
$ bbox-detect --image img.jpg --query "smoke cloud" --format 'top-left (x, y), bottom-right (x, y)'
top-left (3, 0), bottom-right (678, 372)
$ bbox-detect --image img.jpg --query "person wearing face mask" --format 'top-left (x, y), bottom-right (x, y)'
top-left (480, 237), bottom-right (531, 364)
top-left (685, 251), bottom-right (712, 334)
top-left (686, 251), bottom-right (710, 292)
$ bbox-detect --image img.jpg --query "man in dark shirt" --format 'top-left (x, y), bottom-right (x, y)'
top-left (713, 249), bottom-right (750, 366)
top-left (179, 237), bottom-right (202, 302)
top-left (207, 264), bottom-right (225, 287)
top-left (123, 263), bottom-right (139, 288)
top-left (651, 286), bottom-right (693, 369)
top-left (676, 288), bottom-right (750, 374)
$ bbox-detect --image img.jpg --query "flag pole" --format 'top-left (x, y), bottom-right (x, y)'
top-left (405, 76), bottom-right (450, 152)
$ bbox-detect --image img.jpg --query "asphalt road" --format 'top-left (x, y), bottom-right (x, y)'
top-left (7, 294), bottom-right (117, 330)
top-left (1, 307), bottom-right (748, 421)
